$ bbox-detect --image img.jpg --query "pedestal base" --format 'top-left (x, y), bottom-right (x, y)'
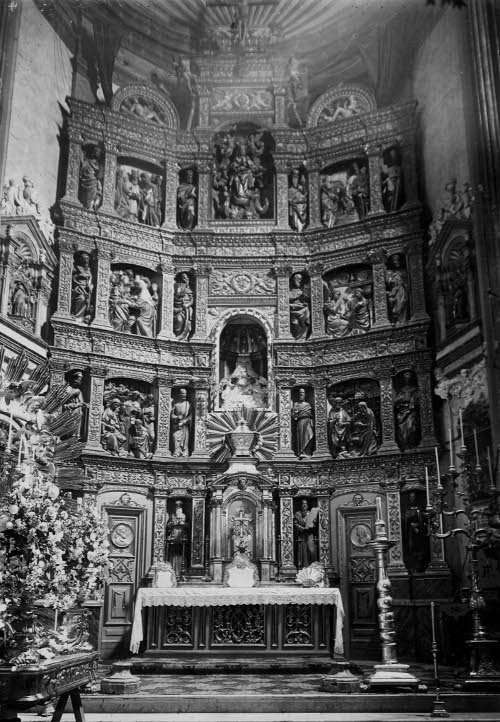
top-left (100, 661), bottom-right (141, 694)
top-left (462, 638), bottom-right (500, 692)
top-left (321, 661), bottom-right (362, 693)
top-left (364, 663), bottom-right (425, 691)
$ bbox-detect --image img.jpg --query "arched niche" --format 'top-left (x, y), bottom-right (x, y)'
top-left (222, 487), bottom-right (263, 561)
top-left (109, 263), bottom-right (160, 338)
top-left (320, 158), bottom-right (370, 226)
top-left (323, 264), bottom-right (373, 338)
top-left (115, 157), bottom-right (164, 226)
top-left (218, 316), bottom-right (269, 411)
top-left (307, 84), bottom-right (376, 127)
top-left (211, 121), bottom-right (275, 221)
top-left (101, 377), bottom-right (155, 458)
top-left (327, 378), bottom-right (381, 458)
top-left (111, 84), bottom-right (179, 129)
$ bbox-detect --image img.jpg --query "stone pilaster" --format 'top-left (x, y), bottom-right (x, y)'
top-left (274, 87), bottom-right (287, 126)
top-left (386, 488), bottom-right (406, 575)
top-left (274, 263), bottom-right (293, 339)
top-left (191, 384), bottom-right (209, 458)
top-left (0, 259), bottom-right (11, 316)
top-left (279, 489), bottom-right (297, 578)
top-left (368, 248), bottom-right (390, 328)
top-left (157, 262), bottom-right (176, 340)
top-left (196, 163), bottom-right (210, 228)
top-left (34, 277), bottom-right (51, 335)
top-left (85, 364), bottom-right (108, 451)
top-left (91, 246), bottom-right (113, 330)
top-left (401, 141), bottom-right (419, 207)
top-left (210, 491), bottom-right (224, 583)
top-left (162, 159), bottom-right (177, 229)
top-left (101, 143), bottom-right (118, 214)
top-left (312, 379), bottom-right (329, 457)
top-left (53, 240), bottom-right (75, 320)
top-left (365, 144), bottom-right (385, 216)
top-left (197, 90), bottom-right (211, 128)
top-left (189, 490), bottom-right (207, 574)
top-left (260, 490), bottom-right (274, 582)
top-left (153, 494), bottom-right (168, 564)
top-left (308, 261), bottom-right (325, 338)
top-left (378, 373), bottom-right (399, 453)
top-left (153, 375), bottom-right (173, 459)
top-left (276, 380), bottom-right (295, 457)
top-left (406, 239), bottom-right (429, 322)
top-left (417, 369), bottom-right (437, 448)
top-left (275, 159), bottom-right (289, 229)
top-left (61, 138), bottom-right (82, 204)
top-left (308, 167), bottom-right (322, 228)
top-left (191, 265), bottom-right (211, 340)
top-left (316, 493), bottom-right (333, 573)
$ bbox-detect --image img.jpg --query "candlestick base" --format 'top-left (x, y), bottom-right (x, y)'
top-left (364, 663), bottom-right (425, 691)
top-left (462, 639), bottom-right (500, 692)
top-left (431, 699), bottom-right (449, 718)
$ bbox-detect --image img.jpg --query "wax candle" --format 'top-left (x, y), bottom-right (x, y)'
top-left (376, 496), bottom-right (382, 521)
top-left (434, 446), bottom-right (442, 489)
top-left (425, 466), bottom-right (430, 506)
top-left (487, 447), bottom-right (494, 488)
top-left (459, 410), bottom-right (465, 447)
top-left (449, 427), bottom-right (454, 469)
top-left (430, 602), bottom-right (436, 643)
top-left (473, 429), bottom-right (480, 468)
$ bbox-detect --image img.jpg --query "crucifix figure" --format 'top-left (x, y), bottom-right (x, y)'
top-left (230, 506), bottom-right (254, 556)
top-left (206, 0), bottom-right (279, 45)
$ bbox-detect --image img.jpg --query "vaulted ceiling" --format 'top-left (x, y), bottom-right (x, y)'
top-left (38, 0), bottom-right (443, 107)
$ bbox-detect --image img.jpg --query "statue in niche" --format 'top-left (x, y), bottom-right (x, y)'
top-left (318, 95), bottom-right (359, 125)
top-left (108, 270), bottom-right (157, 337)
top-left (321, 161), bottom-right (368, 227)
top-left (403, 491), bottom-right (429, 573)
top-left (288, 168), bottom-right (308, 232)
top-left (2, 179), bottom-right (19, 215)
top-left (220, 356), bottom-right (268, 410)
top-left (395, 372), bottom-right (421, 450)
top-left (177, 169), bottom-right (197, 230)
top-left (294, 499), bottom-right (319, 568)
top-left (10, 283), bottom-right (28, 317)
top-left (129, 277), bottom-right (156, 337)
top-left (62, 370), bottom-right (87, 437)
top-left (171, 388), bottom-right (192, 457)
top-left (323, 272), bottom-right (372, 338)
top-left (349, 398), bottom-right (380, 457)
top-left (101, 381), bottom-right (155, 456)
top-left (212, 127), bottom-right (271, 220)
top-left (166, 500), bottom-right (189, 576)
top-left (219, 323), bottom-right (268, 410)
top-left (292, 388), bottom-right (315, 458)
top-left (71, 251), bottom-right (94, 324)
top-left (115, 167), bottom-right (141, 222)
top-left (327, 396), bottom-right (351, 459)
top-left (17, 176), bottom-right (41, 216)
top-left (173, 273), bottom-right (194, 340)
top-left (109, 270), bottom-right (133, 332)
top-left (289, 273), bottom-right (311, 340)
top-left (347, 163), bottom-right (369, 219)
top-left (230, 505), bottom-right (254, 557)
top-left (381, 148), bottom-right (403, 213)
top-left (121, 95), bottom-right (164, 124)
top-left (139, 172), bottom-right (162, 226)
top-left (78, 146), bottom-right (102, 211)
top-left (386, 254), bottom-right (409, 324)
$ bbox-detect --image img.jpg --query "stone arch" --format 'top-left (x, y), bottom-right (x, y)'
top-left (111, 84), bottom-right (179, 129)
top-left (307, 84), bottom-right (376, 128)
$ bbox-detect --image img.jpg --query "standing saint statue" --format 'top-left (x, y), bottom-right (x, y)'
top-left (177, 169), bottom-right (197, 230)
top-left (292, 387), bottom-right (314, 458)
top-left (386, 255), bottom-right (409, 324)
top-left (173, 273), bottom-right (194, 340)
top-left (288, 168), bottom-right (308, 232)
top-left (403, 491), bottom-right (429, 573)
top-left (294, 499), bottom-right (319, 568)
top-left (395, 372), bottom-right (420, 450)
top-left (78, 145), bottom-right (102, 211)
top-left (289, 273), bottom-right (311, 340)
top-left (166, 500), bottom-right (189, 576)
top-left (71, 252), bottom-right (93, 323)
top-left (328, 396), bottom-right (351, 458)
top-left (171, 388), bottom-right (192, 457)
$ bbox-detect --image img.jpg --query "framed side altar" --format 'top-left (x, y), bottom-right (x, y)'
top-left (130, 587), bottom-right (344, 658)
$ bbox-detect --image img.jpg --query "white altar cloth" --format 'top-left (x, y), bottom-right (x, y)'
top-left (130, 586), bottom-right (344, 654)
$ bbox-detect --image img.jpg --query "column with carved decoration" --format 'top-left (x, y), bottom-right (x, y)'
top-left (91, 246), bottom-right (113, 329)
top-left (101, 142), bottom-right (118, 214)
top-left (279, 488), bottom-right (297, 578)
top-left (401, 140), bottom-right (419, 207)
top-left (378, 373), bottom-right (399, 453)
top-left (162, 156), bottom-right (178, 229)
top-left (191, 383), bottom-right (209, 458)
top-left (157, 261), bottom-right (176, 339)
top-left (365, 144), bottom-right (385, 216)
top-left (274, 86), bottom-right (287, 126)
top-left (368, 248), bottom-right (390, 328)
top-left (274, 263), bottom-right (293, 339)
top-left (312, 379), bottom-right (329, 458)
top-left (52, 239), bottom-right (75, 320)
top-left (407, 239), bottom-right (429, 322)
top-left (276, 379), bottom-right (295, 457)
top-left (196, 160), bottom-right (211, 229)
top-left (275, 159), bottom-right (289, 230)
top-left (316, 492), bottom-right (334, 579)
top-left (0, 246), bottom-right (11, 316)
top-left (189, 488), bottom-right (207, 576)
top-left (260, 489), bottom-right (274, 582)
top-left (61, 136), bottom-right (82, 204)
top-left (192, 265), bottom-right (211, 340)
top-left (197, 89), bottom-right (211, 129)
top-left (34, 276), bottom-right (51, 335)
top-left (85, 364), bottom-right (108, 451)
top-left (308, 261), bottom-right (326, 338)
top-left (417, 368), bottom-right (437, 448)
top-left (153, 375), bottom-right (173, 459)
top-left (210, 491), bottom-right (224, 583)
top-left (308, 165), bottom-right (322, 228)
top-left (152, 491), bottom-right (168, 567)
top-left (385, 486), bottom-right (406, 575)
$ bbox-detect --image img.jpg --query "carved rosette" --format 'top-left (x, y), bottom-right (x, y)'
top-left (101, 145), bottom-right (118, 213)
top-left (308, 262), bottom-right (325, 337)
top-left (386, 491), bottom-right (405, 570)
top-left (154, 379), bottom-right (172, 458)
top-left (61, 139), bottom-right (82, 203)
top-left (158, 263), bottom-right (176, 339)
top-left (317, 496), bottom-right (330, 567)
top-left (192, 267), bottom-right (210, 339)
top-left (279, 494), bottom-right (295, 572)
top-left (154, 496), bottom-right (168, 563)
top-left (379, 375), bottom-right (399, 452)
top-left (86, 368), bottom-right (107, 450)
top-left (92, 248), bottom-right (113, 328)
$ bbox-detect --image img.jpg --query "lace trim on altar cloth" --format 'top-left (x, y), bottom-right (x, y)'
top-left (130, 586), bottom-right (344, 655)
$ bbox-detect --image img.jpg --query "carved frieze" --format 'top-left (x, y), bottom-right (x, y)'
top-left (210, 269), bottom-right (276, 296)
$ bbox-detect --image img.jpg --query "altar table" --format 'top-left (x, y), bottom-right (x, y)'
top-left (130, 586), bottom-right (344, 657)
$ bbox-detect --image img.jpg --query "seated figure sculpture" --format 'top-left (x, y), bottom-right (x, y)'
top-left (223, 550), bottom-right (260, 588)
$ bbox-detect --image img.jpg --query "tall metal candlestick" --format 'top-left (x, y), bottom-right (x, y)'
top-left (459, 409), bottom-right (465, 448)
top-left (430, 602), bottom-right (449, 717)
top-left (425, 467), bottom-right (430, 507)
top-left (448, 428), bottom-right (455, 471)
top-left (434, 446), bottom-right (442, 490)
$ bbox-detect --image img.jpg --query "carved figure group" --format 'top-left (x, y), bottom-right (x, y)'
top-left (403, 491), bottom-right (429, 573)
top-left (1, 176), bottom-right (54, 243)
top-left (323, 281), bottom-right (371, 337)
top-left (320, 163), bottom-right (369, 227)
top-left (213, 129), bottom-right (271, 220)
top-left (72, 252), bottom-right (94, 324)
top-left (101, 382), bottom-right (155, 458)
top-left (115, 166), bottom-right (162, 226)
top-left (385, 255), bottom-right (409, 324)
top-left (177, 170), bottom-right (197, 230)
top-left (288, 168), bottom-right (308, 231)
top-left (120, 95), bottom-right (166, 124)
top-left (220, 355), bottom-right (268, 410)
top-left (79, 145), bottom-right (103, 211)
top-left (395, 373), bottom-right (420, 450)
top-left (173, 273), bottom-right (194, 340)
top-left (289, 273), bottom-right (311, 340)
top-left (170, 388), bottom-right (192, 457)
top-left (318, 95), bottom-right (360, 125)
top-left (328, 394), bottom-right (380, 458)
top-left (429, 178), bottom-right (473, 245)
top-left (109, 269), bottom-right (158, 337)
top-left (292, 388), bottom-right (315, 458)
